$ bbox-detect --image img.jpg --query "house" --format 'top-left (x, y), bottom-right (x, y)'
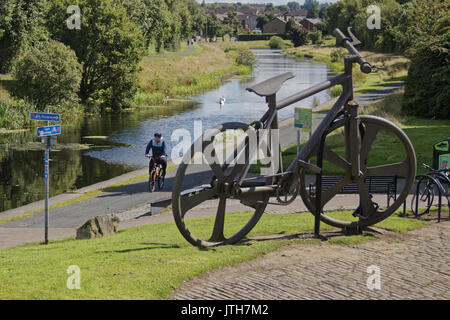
top-left (279, 9), bottom-right (308, 23)
top-left (263, 18), bottom-right (287, 34)
top-left (299, 18), bottom-right (323, 31)
top-left (237, 13), bottom-right (258, 30)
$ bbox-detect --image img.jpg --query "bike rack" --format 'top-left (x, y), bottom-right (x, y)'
top-left (413, 173), bottom-right (449, 222)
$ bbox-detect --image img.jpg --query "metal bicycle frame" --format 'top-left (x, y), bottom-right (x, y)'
top-left (234, 56), bottom-right (360, 191)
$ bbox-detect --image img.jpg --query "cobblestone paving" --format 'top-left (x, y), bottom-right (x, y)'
top-left (171, 221), bottom-right (450, 300)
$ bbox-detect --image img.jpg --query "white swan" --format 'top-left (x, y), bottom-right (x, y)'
top-left (219, 96), bottom-right (226, 106)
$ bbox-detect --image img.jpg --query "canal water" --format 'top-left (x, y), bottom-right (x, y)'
top-left (0, 49), bottom-right (334, 212)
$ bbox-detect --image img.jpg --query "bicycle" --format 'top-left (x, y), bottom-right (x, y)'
top-left (412, 164), bottom-right (449, 219)
top-left (149, 157), bottom-right (165, 193)
top-left (172, 27), bottom-right (417, 247)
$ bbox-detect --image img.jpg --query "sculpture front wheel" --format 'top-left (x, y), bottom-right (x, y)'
top-left (172, 122), bottom-right (269, 247)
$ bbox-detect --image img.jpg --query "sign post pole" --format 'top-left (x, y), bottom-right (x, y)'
top-left (294, 107), bottom-right (313, 155)
top-left (30, 109), bottom-right (61, 245)
top-left (44, 108), bottom-right (50, 245)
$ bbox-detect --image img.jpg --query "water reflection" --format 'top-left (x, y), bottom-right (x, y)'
top-left (0, 49), bottom-right (332, 212)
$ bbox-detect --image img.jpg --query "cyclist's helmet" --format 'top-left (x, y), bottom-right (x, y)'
top-left (154, 133), bottom-right (162, 138)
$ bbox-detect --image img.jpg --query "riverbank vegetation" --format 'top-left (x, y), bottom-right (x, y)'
top-left (325, 0), bottom-right (449, 119)
top-left (282, 0), bottom-right (449, 119)
top-left (0, 0), bottom-right (204, 130)
top-left (0, 210), bottom-right (426, 299)
top-left (136, 44), bottom-right (255, 106)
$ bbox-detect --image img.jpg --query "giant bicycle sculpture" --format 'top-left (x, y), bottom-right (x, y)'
top-left (172, 28), bottom-right (417, 247)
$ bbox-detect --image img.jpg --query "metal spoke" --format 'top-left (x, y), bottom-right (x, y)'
top-left (321, 175), bottom-right (352, 206)
top-left (357, 179), bottom-right (376, 217)
top-left (205, 148), bottom-right (225, 181)
top-left (366, 161), bottom-right (409, 177)
top-left (180, 186), bottom-right (218, 217)
top-left (209, 194), bottom-right (227, 242)
top-left (360, 124), bottom-right (380, 163)
top-left (323, 146), bottom-right (351, 171)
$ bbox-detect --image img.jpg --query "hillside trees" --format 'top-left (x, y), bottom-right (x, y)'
top-left (47, 0), bottom-right (145, 111)
top-left (0, 0), bottom-right (49, 73)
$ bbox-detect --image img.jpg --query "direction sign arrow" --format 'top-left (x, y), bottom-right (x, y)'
top-left (30, 112), bottom-right (60, 122)
top-left (37, 125), bottom-right (61, 137)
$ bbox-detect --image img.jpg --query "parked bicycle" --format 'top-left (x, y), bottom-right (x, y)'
top-left (149, 157), bottom-right (165, 192)
top-left (412, 164), bottom-right (449, 220)
top-left (172, 28), bottom-right (417, 247)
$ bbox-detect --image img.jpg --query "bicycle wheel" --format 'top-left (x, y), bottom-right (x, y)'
top-left (149, 169), bottom-right (157, 193)
top-left (148, 174), bottom-right (154, 192)
top-left (411, 175), bottom-right (437, 217)
top-left (299, 115), bottom-right (416, 228)
top-left (172, 122), bottom-right (269, 247)
top-left (158, 174), bottom-right (165, 190)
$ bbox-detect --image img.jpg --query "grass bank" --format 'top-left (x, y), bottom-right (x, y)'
top-left (283, 40), bottom-right (410, 97)
top-left (135, 43), bottom-right (252, 106)
top-left (0, 210), bottom-right (426, 299)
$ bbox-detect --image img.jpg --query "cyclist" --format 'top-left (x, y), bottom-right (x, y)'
top-left (145, 133), bottom-right (168, 179)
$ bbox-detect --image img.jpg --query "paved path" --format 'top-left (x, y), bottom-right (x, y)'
top-left (171, 220), bottom-right (450, 300)
top-left (142, 45), bottom-right (195, 61)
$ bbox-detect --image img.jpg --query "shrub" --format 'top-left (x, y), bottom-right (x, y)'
top-left (290, 26), bottom-right (309, 47)
top-left (235, 48), bottom-right (256, 67)
top-left (330, 48), bottom-right (346, 62)
top-left (0, 97), bottom-right (35, 129)
top-left (269, 36), bottom-right (284, 49)
top-left (308, 28), bottom-right (323, 45)
top-left (12, 40), bottom-right (82, 109)
top-left (237, 33), bottom-right (291, 41)
top-left (330, 85), bottom-right (343, 97)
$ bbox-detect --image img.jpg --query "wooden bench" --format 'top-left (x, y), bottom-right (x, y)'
top-left (309, 176), bottom-right (398, 206)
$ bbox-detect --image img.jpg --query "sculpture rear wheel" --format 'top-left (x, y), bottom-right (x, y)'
top-left (299, 115), bottom-right (417, 228)
top-left (172, 122), bottom-right (269, 247)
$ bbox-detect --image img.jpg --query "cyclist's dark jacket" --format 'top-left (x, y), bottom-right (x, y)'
top-left (145, 139), bottom-right (168, 158)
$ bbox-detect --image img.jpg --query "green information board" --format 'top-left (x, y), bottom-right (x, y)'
top-left (294, 107), bottom-right (312, 133)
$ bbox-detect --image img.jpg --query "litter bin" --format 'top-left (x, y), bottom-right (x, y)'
top-left (433, 138), bottom-right (450, 170)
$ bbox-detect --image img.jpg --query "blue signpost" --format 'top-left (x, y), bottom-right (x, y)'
top-left (30, 109), bottom-right (61, 245)
top-left (30, 112), bottom-right (60, 122)
top-left (37, 125), bottom-right (61, 137)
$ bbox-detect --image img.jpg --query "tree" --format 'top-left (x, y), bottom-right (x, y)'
top-left (291, 26), bottom-right (309, 47)
top-left (256, 13), bottom-right (275, 30)
top-left (277, 5), bottom-right (290, 12)
top-left (306, 0), bottom-right (319, 18)
top-left (120, 0), bottom-right (169, 51)
top-left (287, 2), bottom-right (301, 11)
top-left (13, 40), bottom-right (82, 109)
top-left (206, 13), bottom-right (223, 40)
top-left (286, 18), bottom-right (297, 35)
top-left (47, 0), bottom-right (145, 111)
top-left (265, 3), bottom-right (275, 12)
top-left (402, 30), bottom-right (450, 119)
top-left (223, 11), bottom-right (240, 37)
top-left (0, 0), bottom-right (49, 73)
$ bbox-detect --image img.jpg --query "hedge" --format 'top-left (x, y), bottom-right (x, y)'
top-left (238, 33), bottom-right (292, 41)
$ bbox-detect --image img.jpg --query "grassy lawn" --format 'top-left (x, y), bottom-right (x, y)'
top-left (0, 210), bottom-right (427, 299)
